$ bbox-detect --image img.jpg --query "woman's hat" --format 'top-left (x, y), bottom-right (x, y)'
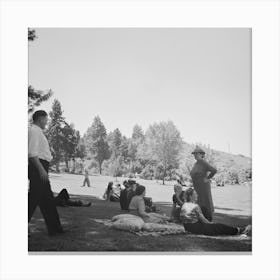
top-left (191, 146), bottom-right (205, 154)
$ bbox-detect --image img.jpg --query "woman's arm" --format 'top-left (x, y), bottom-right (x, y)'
top-left (198, 213), bottom-right (212, 224)
top-left (176, 193), bottom-right (184, 206)
top-left (196, 206), bottom-right (213, 224)
top-left (137, 199), bottom-right (150, 218)
top-left (202, 160), bottom-right (217, 179)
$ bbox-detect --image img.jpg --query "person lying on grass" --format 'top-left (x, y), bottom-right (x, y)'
top-left (55, 188), bottom-right (91, 207)
top-left (128, 185), bottom-right (170, 223)
top-left (180, 187), bottom-right (251, 236)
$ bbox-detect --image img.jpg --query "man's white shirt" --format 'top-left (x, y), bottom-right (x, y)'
top-left (28, 124), bottom-right (52, 162)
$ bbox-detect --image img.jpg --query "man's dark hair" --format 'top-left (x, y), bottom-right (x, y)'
top-left (32, 110), bottom-right (47, 122)
top-left (185, 187), bottom-right (195, 202)
top-left (127, 179), bottom-right (136, 185)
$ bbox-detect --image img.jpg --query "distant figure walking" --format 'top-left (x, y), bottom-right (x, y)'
top-left (82, 168), bottom-right (91, 187)
top-left (28, 110), bottom-right (64, 236)
top-left (190, 146), bottom-right (217, 222)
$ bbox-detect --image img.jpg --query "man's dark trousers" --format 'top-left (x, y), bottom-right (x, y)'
top-left (28, 159), bottom-right (63, 234)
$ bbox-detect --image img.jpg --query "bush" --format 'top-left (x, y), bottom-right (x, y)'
top-left (140, 165), bottom-right (154, 180)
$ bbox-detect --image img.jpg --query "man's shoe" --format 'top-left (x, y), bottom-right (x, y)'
top-left (48, 228), bottom-right (68, 237)
top-left (84, 202), bottom-right (91, 207)
top-left (242, 225), bottom-right (252, 236)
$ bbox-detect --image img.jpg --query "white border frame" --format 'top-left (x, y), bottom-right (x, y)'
top-left (0, 1), bottom-right (279, 280)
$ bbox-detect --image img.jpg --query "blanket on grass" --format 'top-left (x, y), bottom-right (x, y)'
top-left (93, 218), bottom-right (185, 236)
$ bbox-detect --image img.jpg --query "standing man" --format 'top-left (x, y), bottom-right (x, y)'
top-left (28, 110), bottom-right (65, 236)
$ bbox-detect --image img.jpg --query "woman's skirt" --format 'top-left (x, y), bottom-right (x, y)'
top-left (184, 221), bottom-right (239, 236)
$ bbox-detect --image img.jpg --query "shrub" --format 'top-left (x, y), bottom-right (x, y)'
top-left (140, 165), bottom-right (154, 180)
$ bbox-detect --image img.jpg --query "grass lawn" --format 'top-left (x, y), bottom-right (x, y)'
top-left (28, 174), bottom-right (252, 252)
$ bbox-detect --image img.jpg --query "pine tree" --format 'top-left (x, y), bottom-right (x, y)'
top-left (28, 86), bottom-right (53, 113)
top-left (28, 29), bottom-right (52, 113)
top-left (46, 99), bottom-right (65, 172)
top-left (28, 29), bottom-right (37, 41)
top-left (84, 116), bottom-right (110, 174)
top-left (109, 128), bottom-right (122, 159)
top-left (132, 124), bottom-right (144, 143)
top-left (127, 124), bottom-right (145, 174)
top-left (75, 136), bottom-right (86, 159)
top-left (61, 123), bottom-right (80, 172)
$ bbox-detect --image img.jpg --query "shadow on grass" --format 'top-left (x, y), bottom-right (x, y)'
top-left (215, 206), bottom-right (243, 212)
top-left (28, 193), bottom-right (252, 252)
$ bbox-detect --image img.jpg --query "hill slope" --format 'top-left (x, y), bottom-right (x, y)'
top-left (180, 142), bottom-right (252, 184)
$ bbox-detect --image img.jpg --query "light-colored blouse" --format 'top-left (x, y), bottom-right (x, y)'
top-left (129, 195), bottom-right (146, 216)
top-left (180, 202), bottom-right (203, 224)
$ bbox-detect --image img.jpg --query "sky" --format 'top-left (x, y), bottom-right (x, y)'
top-left (29, 28), bottom-right (251, 157)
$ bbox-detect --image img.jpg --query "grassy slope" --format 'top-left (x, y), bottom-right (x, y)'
top-left (182, 142), bottom-right (251, 170)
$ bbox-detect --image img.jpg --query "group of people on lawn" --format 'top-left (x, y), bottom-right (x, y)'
top-left (28, 110), bottom-right (251, 237)
top-left (102, 149), bottom-right (251, 236)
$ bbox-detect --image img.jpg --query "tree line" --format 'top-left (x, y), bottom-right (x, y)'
top-left (43, 99), bottom-right (184, 185)
top-left (31, 97), bottom-right (252, 186)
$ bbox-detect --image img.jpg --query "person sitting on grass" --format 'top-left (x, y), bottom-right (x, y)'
top-left (103, 182), bottom-right (120, 202)
top-left (180, 187), bottom-right (251, 236)
top-left (143, 197), bottom-right (157, 213)
top-left (120, 180), bottom-right (130, 210)
top-left (171, 184), bottom-right (185, 221)
top-left (55, 188), bottom-right (91, 207)
top-left (127, 181), bottom-right (137, 205)
top-left (128, 185), bottom-right (170, 223)
top-left (119, 180), bottom-right (137, 210)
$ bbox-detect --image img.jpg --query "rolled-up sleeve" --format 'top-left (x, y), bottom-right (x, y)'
top-left (137, 199), bottom-right (147, 216)
top-left (28, 128), bottom-right (39, 158)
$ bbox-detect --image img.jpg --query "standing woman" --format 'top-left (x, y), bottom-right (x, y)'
top-left (190, 146), bottom-right (217, 221)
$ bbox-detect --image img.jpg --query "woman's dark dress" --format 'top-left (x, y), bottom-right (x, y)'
top-left (190, 159), bottom-right (217, 221)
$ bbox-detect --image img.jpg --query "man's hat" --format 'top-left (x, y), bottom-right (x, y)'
top-left (191, 146), bottom-right (206, 154)
top-left (127, 179), bottom-right (136, 185)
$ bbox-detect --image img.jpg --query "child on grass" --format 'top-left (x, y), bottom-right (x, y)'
top-left (170, 184), bottom-right (185, 221)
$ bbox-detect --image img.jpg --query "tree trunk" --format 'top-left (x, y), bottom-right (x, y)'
top-left (65, 158), bottom-right (69, 172)
top-left (99, 161), bottom-right (102, 175)
top-left (72, 158), bottom-right (76, 173)
top-left (162, 166), bottom-right (166, 185)
top-left (55, 162), bottom-right (60, 173)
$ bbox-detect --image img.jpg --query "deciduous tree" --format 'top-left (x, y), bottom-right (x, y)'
top-left (144, 121), bottom-right (183, 185)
